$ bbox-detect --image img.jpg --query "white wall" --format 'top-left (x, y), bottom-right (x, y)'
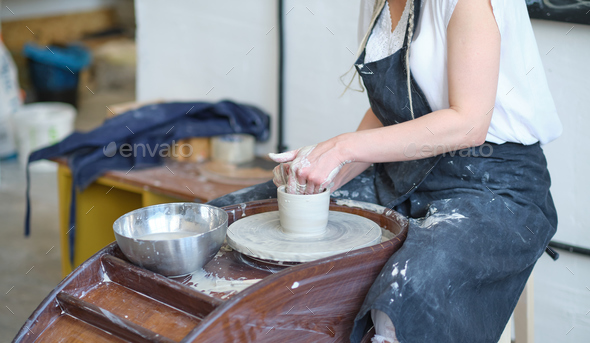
top-left (535, 251), bottom-right (590, 342)
top-left (530, 18), bottom-right (590, 343)
top-left (282, 0), bottom-right (370, 151)
top-left (135, 0), bottom-right (279, 154)
top-left (0, 0), bottom-right (115, 21)
top-left (533, 19), bottom-right (590, 250)
top-left (135, 4), bottom-right (589, 342)
top-left (135, 0), bottom-right (369, 155)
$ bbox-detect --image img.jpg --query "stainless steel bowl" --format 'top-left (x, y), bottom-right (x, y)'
top-left (113, 203), bottom-right (228, 277)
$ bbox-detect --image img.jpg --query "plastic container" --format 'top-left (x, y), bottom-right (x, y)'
top-left (211, 134), bottom-right (255, 165)
top-left (13, 102), bottom-right (76, 171)
top-left (23, 43), bottom-right (91, 108)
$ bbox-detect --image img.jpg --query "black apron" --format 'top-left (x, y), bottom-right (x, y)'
top-left (353, 0), bottom-right (440, 209)
top-left (348, 1), bottom-right (558, 342)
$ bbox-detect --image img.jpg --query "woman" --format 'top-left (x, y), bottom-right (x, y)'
top-left (210, 0), bottom-right (561, 341)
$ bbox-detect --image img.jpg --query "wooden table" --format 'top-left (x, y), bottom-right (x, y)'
top-left (56, 159), bottom-right (253, 276)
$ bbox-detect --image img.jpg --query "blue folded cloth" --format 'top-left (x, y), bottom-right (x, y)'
top-left (25, 100), bottom-right (270, 265)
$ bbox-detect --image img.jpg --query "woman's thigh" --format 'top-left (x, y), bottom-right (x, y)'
top-left (356, 191), bottom-right (554, 343)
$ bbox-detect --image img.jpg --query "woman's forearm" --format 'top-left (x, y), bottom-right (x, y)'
top-left (330, 108), bottom-right (382, 191)
top-left (339, 107), bottom-right (491, 164)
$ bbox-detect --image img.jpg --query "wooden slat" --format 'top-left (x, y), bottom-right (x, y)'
top-left (56, 292), bottom-right (175, 343)
top-left (498, 322), bottom-right (511, 343)
top-left (34, 314), bottom-right (128, 343)
top-left (101, 255), bottom-right (223, 318)
top-left (80, 282), bottom-right (201, 341)
top-left (14, 243), bottom-right (113, 342)
top-left (514, 274), bottom-right (534, 343)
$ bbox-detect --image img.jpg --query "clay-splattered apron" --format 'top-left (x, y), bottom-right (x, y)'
top-left (348, 1), bottom-right (558, 342)
top-left (208, 1), bottom-right (558, 341)
top-left (353, 1), bottom-right (439, 208)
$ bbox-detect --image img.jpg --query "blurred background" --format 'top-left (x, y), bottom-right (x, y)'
top-left (0, 0), bottom-right (137, 339)
top-left (0, 0), bottom-right (589, 341)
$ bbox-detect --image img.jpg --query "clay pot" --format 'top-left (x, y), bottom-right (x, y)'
top-left (277, 185), bottom-right (330, 236)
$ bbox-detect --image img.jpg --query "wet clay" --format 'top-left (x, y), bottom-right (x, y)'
top-left (227, 210), bottom-right (382, 262)
top-left (277, 185), bottom-right (330, 236)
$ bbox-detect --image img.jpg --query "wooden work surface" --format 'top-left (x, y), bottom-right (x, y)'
top-left (54, 157), bottom-right (256, 202)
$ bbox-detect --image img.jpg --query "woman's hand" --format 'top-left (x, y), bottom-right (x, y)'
top-left (270, 108), bottom-right (380, 195)
top-left (269, 136), bottom-right (354, 195)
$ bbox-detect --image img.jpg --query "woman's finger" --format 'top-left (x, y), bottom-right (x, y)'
top-left (272, 165), bottom-right (284, 187)
top-left (304, 182), bottom-right (317, 195)
top-left (272, 163), bottom-right (291, 187)
top-left (295, 167), bottom-right (308, 194)
top-left (268, 149), bottom-right (299, 163)
top-left (287, 163), bottom-right (301, 194)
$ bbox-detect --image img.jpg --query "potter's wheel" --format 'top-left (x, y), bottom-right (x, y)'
top-left (227, 211), bottom-right (382, 263)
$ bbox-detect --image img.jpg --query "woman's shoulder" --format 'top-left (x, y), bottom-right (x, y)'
top-left (419, 0), bottom-right (509, 30)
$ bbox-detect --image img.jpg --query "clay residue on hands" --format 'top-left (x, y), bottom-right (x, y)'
top-left (269, 145), bottom-right (316, 195)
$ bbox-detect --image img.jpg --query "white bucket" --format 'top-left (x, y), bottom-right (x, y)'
top-left (13, 102), bottom-right (76, 171)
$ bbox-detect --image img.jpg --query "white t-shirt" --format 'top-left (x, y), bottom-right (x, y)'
top-left (358, 0), bottom-right (562, 145)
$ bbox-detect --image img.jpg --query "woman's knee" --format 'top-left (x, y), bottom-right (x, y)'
top-left (371, 309), bottom-right (399, 343)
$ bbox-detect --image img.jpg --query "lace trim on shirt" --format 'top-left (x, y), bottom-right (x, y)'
top-left (365, 0), bottom-right (411, 64)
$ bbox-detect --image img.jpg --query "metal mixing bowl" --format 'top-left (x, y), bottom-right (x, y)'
top-left (113, 203), bottom-right (228, 277)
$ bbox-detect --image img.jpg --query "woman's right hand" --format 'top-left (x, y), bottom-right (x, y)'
top-left (271, 108), bottom-right (380, 195)
top-left (271, 159), bottom-right (292, 189)
top-left (270, 147), bottom-right (371, 195)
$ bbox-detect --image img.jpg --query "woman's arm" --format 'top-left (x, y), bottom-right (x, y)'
top-left (343, 0), bottom-right (500, 163)
top-left (329, 108), bottom-right (383, 191)
top-left (271, 108), bottom-right (381, 193)
top-left (273, 0), bottom-right (500, 194)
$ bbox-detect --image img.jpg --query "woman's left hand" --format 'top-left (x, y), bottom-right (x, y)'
top-left (269, 136), bottom-right (353, 195)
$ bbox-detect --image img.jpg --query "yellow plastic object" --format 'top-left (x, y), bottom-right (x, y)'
top-left (57, 165), bottom-right (181, 276)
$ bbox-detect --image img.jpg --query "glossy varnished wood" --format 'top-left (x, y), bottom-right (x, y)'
top-left (57, 292), bottom-right (176, 343)
top-left (77, 283), bottom-right (198, 341)
top-left (34, 315), bottom-right (128, 343)
top-left (102, 255), bottom-right (222, 317)
top-left (14, 199), bottom-right (408, 342)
